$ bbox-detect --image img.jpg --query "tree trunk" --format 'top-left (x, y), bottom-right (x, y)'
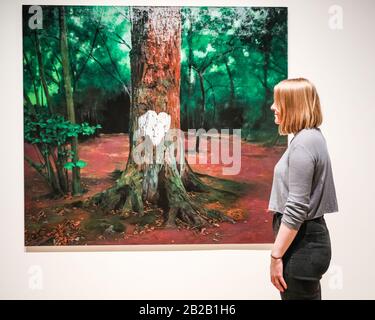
top-left (54, 146), bottom-right (69, 194)
top-left (23, 52), bottom-right (41, 107)
top-left (186, 8), bottom-right (194, 130)
top-left (253, 14), bottom-right (273, 131)
top-left (196, 70), bottom-right (206, 152)
top-left (87, 7), bottom-right (214, 229)
top-left (34, 30), bottom-right (53, 114)
top-left (43, 149), bottom-right (63, 195)
top-left (253, 50), bottom-right (271, 130)
top-left (225, 58), bottom-right (235, 109)
top-left (59, 6), bottom-right (82, 196)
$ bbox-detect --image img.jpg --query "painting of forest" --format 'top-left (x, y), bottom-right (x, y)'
top-left (23, 5), bottom-right (288, 247)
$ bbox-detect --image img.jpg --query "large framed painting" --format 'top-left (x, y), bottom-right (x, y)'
top-left (23, 5), bottom-right (288, 249)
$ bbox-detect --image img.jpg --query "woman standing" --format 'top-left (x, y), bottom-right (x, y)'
top-left (268, 78), bottom-right (339, 300)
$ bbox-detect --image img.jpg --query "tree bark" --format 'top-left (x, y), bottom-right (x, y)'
top-left (196, 70), bottom-right (206, 152)
top-left (34, 30), bottom-right (53, 114)
top-left (23, 51), bottom-right (40, 107)
top-left (253, 14), bottom-right (273, 130)
top-left (225, 58), bottom-right (235, 109)
top-left (86, 7), bottom-right (215, 229)
top-left (59, 6), bottom-right (82, 195)
top-left (186, 8), bottom-right (194, 130)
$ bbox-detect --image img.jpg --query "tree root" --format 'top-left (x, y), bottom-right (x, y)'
top-left (181, 160), bottom-right (207, 192)
top-left (84, 164), bottom-right (144, 216)
top-left (71, 161), bottom-right (235, 232)
top-left (160, 164), bottom-right (211, 230)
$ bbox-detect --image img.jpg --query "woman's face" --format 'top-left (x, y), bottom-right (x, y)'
top-left (270, 102), bottom-right (281, 125)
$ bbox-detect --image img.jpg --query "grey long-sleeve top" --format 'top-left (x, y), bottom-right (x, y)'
top-left (268, 127), bottom-right (339, 230)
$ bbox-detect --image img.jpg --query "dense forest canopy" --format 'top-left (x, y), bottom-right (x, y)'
top-left (23, 6), bottom-right (288, 244)
top-left (23, 5), bottom-right (287, 138)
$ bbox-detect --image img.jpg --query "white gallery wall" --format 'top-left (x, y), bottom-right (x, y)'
top-left (0, 0), bottom-right (374, 299)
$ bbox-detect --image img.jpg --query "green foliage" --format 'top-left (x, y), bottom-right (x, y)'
top-left (23, 5), bottom-right (131, 123)
top-left (180, 7), bottom-right (287, 138)
top-left (24, 106), bottom-right (100, 145)
top-left (63, 162), bottom-right (75, 170)
top-left (24, 105), bottom-right (101, 165)
top-left (74, 160), bottom-right (88, 168)
top-left (63, 160), bottom-right (87, 170)
top-left (23, 5), bottom-right (287, 143)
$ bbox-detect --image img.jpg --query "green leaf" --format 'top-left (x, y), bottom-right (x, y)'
top-left (74, 160), bottom-right (87, 168)
top-left (64, 162), bottom-right (75, 170)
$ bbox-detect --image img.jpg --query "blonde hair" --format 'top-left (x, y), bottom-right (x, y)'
top-left (274, 78), bottom-right (323, 135)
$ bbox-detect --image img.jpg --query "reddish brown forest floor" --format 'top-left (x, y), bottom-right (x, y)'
top-left (24, 133), bottom-right (286, 246)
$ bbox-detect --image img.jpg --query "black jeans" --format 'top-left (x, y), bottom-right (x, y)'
top-left (272, 212), bottom-right (332, 300)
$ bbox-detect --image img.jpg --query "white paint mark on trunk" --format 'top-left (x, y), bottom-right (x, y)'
top-left (137, 110), bottom-right (171, 146)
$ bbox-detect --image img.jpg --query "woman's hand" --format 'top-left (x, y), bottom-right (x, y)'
top-left (270, 257), bottom-right (288, 293)
top-left (271, 222), bottom-right (298, 293)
